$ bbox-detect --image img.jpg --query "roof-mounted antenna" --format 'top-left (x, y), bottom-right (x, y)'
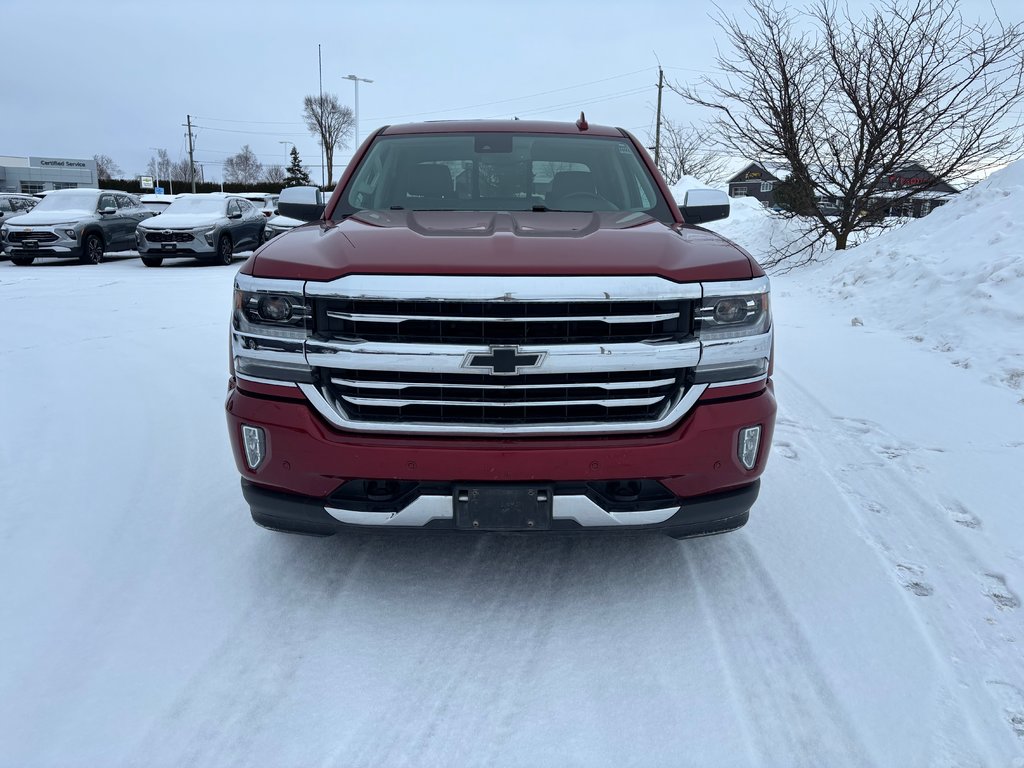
top-left (576, 111), bottom-right (589, 131)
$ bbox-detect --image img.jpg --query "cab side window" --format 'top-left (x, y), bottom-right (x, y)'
top-left (98, 194), bottom-right (116, 211)
top-left (0, 199), bottom-right (11, 212)
top-left (227, 200), bottom-right (241, 216)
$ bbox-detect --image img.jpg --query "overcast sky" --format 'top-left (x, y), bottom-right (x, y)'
top-left (2, 0), bottom-right (1021, 183)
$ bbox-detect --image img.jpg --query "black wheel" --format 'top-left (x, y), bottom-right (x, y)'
top-left (11, 256), bottom-right (34, 266)
top-left (141, 256), bottom-right (163, 268)
top-left (81, 233), bottom-right (104, 264)
top-left (217, 233), bottom-right (233, 265)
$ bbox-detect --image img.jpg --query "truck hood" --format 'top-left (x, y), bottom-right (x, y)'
top-left (249, 210), bottom-right (757, 282)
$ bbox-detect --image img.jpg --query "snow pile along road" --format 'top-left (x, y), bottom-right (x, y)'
top-left (807, 161), bottom-right (1024, 396)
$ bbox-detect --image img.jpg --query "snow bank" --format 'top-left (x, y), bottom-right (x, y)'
top-left (804, 160), bottom-right (1024, 395)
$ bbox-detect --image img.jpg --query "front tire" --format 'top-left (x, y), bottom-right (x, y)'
top-left (11, 256), bottom-right (35, 266)
top-left (217, 233), bottom-right (233, 266)
top-left (141, 256), bottom-right (163, 268)
top-left (81, 233), bottom-right (104, 264)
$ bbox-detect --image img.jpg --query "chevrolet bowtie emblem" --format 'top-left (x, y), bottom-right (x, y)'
top-left (462, 346), bottom-right (545, 376)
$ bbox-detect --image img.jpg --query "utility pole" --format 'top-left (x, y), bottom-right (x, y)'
top-left (185, 114), bottom-right (197, 193)
top-left (654, 66), bottom-right (664, 169)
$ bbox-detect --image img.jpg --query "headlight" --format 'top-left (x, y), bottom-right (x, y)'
top-left (202, 227), bottom-right (216, 245)
top-left (695, 277), bottom-right (772, 385)
top-left (234, 288), bottom-right (309, 334)
top-left (696, 286), bottom-right (770, 340)
top-left (231, 275), bottom-right (313, 384)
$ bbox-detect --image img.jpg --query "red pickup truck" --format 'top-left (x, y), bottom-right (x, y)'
top-left (225, 118), bottom-right (775, 538)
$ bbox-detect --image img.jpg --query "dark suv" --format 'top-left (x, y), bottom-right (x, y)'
top-left (0, 188), bottom-right (153, 265)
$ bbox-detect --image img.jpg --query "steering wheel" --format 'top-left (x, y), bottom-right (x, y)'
top-left (553, 191), bottom-right (619, 211)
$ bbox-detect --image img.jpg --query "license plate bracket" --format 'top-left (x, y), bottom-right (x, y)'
top-left (161, 243), bottom-right (176, 250)
top-left (453, 484), bottom-right (553, 531)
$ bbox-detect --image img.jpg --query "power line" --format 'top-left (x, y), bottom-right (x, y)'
top-left (364, 68), bottom-right (654, 121)
top-left (193, 115), bottom-right (306, 126)
top-left (182, 69), bottom-right (658, 143)
top-left (191, 124), bottom-right (309, 137)
top-left (489, 86), bottom-right (651, 119)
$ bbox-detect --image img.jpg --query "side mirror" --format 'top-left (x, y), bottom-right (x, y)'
top-left (278, 186), bottom-right (325, 222)
top-left (99, 206), bottom-right (116, 215)
top-left (227, 211), bottom-right (242, 220)
top-left (680, 189), bottom-right (730, 224)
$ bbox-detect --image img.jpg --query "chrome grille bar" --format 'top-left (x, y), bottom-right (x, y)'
top-left (339, 395), bottom-right (666, 408)
top-left (330, 377), bottom-right (677, 391)
top-left (326, 310), bottom-right (681, 324)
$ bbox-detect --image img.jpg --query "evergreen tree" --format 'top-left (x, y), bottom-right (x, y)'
top-left (283, 145), bottom-right (313, 187)
top-left (773, 174), bottom-right (816, 216)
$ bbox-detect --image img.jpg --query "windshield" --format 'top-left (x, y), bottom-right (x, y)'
top-left (336, 132), bottom-right (672, 222)
top-left (31, 191), bottom-right (99, 211)
top-left (163, 197), bottom-right (227, 215)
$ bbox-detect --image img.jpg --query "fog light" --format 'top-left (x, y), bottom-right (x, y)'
top-left (241, 425), bottom-right (266, 470)
top-left (65, 229), bottom-right (77, 239)
top-left (738, 425), bottom-right (761, 470)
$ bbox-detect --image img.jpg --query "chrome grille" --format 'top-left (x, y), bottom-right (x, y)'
top-left (9, 231), bottom-right (58, 243)
top-left (321, 368), bottom-right (686, 426)
top-left (314, 298), bottom-right (693, 344)
top-left (145, 230), bottom-right (194, 243)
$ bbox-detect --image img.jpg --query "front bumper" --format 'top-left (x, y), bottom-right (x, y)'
top-left (242, 477), bottom-right (759, 537)
top-left (137, 230), bottom-right (216, 255)
top-left (2, 226), bottom-right (81, 257)
top-left (226, 380), bottom-right (775, 535)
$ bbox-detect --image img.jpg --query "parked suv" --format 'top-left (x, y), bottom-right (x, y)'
top-left (239, 192), bottom-right (279, 217)
top-left (227, 119), bottom-right (775, 539)
top-left (1, 188), bottom-right (152, 265)
top-left (0, 193), bottom-right (39, 220)
top-left (135, 193), bottom-right (266, 266)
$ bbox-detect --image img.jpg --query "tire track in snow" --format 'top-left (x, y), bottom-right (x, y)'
top-left (328, 534), bottom-right (627, 768)
top-left (686, 538), bottom-right (876, 767)
top-left (777, 371), bottom-right (1024, 759)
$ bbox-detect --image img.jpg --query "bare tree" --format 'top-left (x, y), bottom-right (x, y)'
top-left (169, 158), bottom-right (193, 183)
top-left (93, 154), bottom-right (121, 180)
top-left (649, 120), bottom-right (728, 185)
top-left (264, 164), bottom-right (286, 185)
top-left (146, 149), bottom-right (172, 185)
top-left (302, 93), bottom-right (354, 186)
top-left (675, 0), bottom-right (1024, 266)
top-left (223, 145), bottom-right (264, 185)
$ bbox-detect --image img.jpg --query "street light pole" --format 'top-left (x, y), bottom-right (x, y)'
top-left (147, 146), bottom-right (169, 194)
top-left (343, 74), bottom-right (373, 149)
top-left (278, 140), bottom-right (294, 169)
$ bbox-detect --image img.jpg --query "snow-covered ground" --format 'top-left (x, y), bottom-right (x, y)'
top-left (1, 168), bottom-right (1022, 767)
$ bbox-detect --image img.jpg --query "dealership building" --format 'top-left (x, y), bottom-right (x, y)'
top-left (0, 155), bottom-right (98, 194)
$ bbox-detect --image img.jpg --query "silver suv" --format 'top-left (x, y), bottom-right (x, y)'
top-left (0, 188), bottom-right (153, 265)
